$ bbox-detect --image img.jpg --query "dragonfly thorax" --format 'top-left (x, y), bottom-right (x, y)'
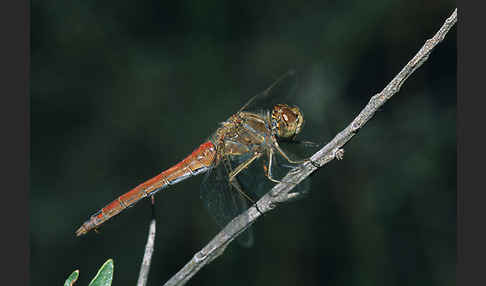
top-left (271, 104), bottom-right (304, 139)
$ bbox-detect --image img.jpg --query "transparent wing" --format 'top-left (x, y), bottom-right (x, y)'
top-left (238, 70), bottom-right (300, 114)
top-left (200, 158), bottom-right (254, 247)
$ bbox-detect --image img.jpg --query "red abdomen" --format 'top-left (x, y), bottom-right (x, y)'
top-left (75, 141), bottom-right (216, 236)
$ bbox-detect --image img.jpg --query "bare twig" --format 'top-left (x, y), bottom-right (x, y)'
top-left (137, 198), bottom-right (157, 286)
top-left (163, 8), bottom-right (457, 286)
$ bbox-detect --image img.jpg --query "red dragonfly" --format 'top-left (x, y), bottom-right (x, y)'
top-left (75, 71), bottom-right (313, 246)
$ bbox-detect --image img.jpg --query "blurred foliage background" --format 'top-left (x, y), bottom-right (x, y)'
top-left (31, 1), bottom-right (456, 285)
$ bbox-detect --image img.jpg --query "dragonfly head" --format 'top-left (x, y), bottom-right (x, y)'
top-left (271, 104), bottom-right (304, 140)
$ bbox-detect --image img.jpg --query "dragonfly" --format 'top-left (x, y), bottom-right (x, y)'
top-left (75, 71), bottom-right (314, 246)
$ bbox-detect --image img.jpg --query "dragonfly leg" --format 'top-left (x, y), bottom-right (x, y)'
top-left (264, 149), bottom-right (298, 186)
top-left (227, 152), bottom-right (262, 203)
top-left (230, 178), bottom-right (266, 216)
top-left (274, 140), bottom-right (321, 168)
top-left (226, 159), bottom-right (266, 216)
top-left (229, 177), bottom-right (255, 204)
top-left (227, 152), bottom-right (262, 181)
top-left (273, 141), bottom-right (308, 164)
top-left (264, 149), bottom-right (285, 183)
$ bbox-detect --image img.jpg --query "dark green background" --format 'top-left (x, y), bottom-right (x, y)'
top-left (31, 1), bottom-right (456, 285)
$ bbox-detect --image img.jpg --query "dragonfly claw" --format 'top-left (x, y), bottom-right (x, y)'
top-left (307, 159), bottom-right (320, 168)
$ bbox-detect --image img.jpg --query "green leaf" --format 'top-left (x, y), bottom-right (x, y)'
top-left (64, 270), bottom-right (79, 286)
top-left (88, 259), bottom-right (114, 286)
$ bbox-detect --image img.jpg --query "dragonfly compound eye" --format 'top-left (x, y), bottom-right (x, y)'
top-left (271, 104), bottom-right (304, 139)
